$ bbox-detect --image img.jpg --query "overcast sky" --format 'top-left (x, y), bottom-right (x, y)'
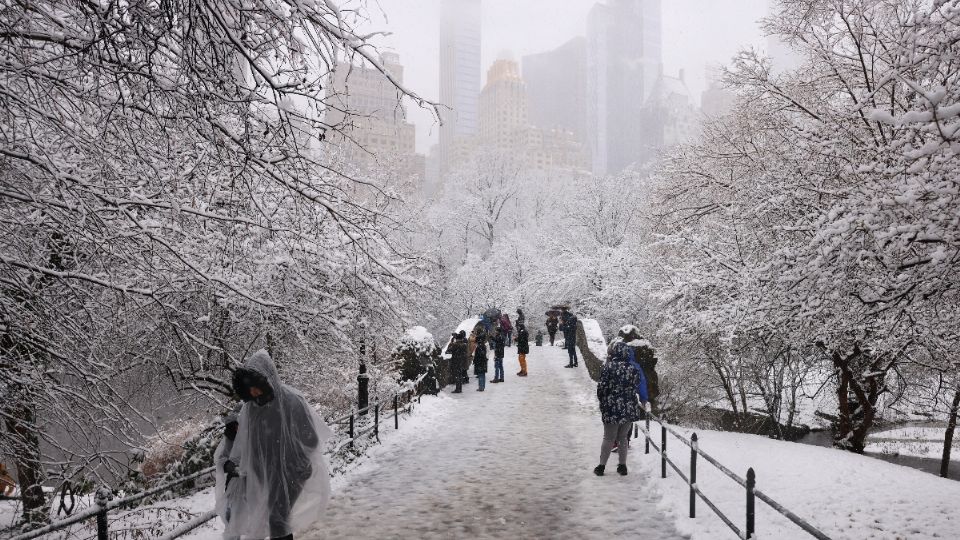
top-left (361, 0), bottom-right (770, 153)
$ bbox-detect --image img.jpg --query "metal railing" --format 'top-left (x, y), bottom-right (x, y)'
top-left (10, 372), bottom-right (431, 540)
top-left (637, 410), bottom-right (832, 540)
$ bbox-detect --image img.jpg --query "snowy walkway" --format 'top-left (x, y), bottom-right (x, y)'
top-left (303, 345), bottom-right (688, 539)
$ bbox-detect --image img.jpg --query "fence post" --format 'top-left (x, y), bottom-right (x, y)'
top-left (374, 402), bottom-right (380, 442)
top-left (746, 467), bottom-right (756, 538)
top-left (645, 413), bottom-right (651, 454)
top-left (349, 412), bottom-right (355, 449)
top-left (95, 487), bottom-right (112, 540)
top-left (661, 424), bottom-right (667, 479)
top-left (394, 395), bottom-right (399, 429)
top-left (690, 433), bottom-right (698, 518)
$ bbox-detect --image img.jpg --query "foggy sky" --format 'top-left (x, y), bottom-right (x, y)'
top-left (364, 0), bottom-right (769, 154)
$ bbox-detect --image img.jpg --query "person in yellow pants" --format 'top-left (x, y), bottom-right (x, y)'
top-left (516, 323), bottom-right (530, 376)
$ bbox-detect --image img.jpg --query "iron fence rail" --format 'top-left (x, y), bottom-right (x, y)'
top-left (9, 373), bottom-right (430, 540)
top-left (637, 410), bottom-right (832, 540)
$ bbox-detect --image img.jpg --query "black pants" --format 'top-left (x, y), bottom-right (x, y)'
top-left (268, 480), bottom-right (305, 538)
top-left (548, 331), bottom-right (556, 345)
top-left (566, 342), bottom-right (578, 365)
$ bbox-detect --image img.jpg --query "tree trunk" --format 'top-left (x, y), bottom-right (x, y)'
top-left (5, 401), bottom-right (48, 525)
top-left (941, 384), bottom-right (960, 478)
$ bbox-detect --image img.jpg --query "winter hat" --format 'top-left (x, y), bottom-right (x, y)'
top-left (458, 330), bottom-right (467, 339)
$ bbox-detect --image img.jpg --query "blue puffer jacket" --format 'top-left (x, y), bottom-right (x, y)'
top-left (597, 342), bottom-right (648, 424)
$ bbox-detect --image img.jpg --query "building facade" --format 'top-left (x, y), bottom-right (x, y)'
top-left (587, 0), bottom-right (662, 175)
top-left (522, 36), bottom-right (589, 155)
top-left (325, 53), bottom-right (421, 178)
top-left (439, 0), bottom-right (482, 173)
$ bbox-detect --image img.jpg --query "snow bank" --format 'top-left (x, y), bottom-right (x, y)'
top-left (866, 426), bottom-right (957, 461)
top-left (395, 326), bottom-right (436, 357)
top-left (580, 318), bottom-right (607, 360)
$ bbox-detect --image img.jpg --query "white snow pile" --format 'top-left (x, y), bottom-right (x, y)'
top-left (394, 326), bottom-right (437, 356)
top-left (866, 426), bottom-right (958, 462)
top-left (580, 318), bottom-right (607, 359)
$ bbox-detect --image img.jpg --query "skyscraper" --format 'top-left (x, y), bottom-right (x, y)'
top-left (587, 0), bottom-right (662, 175)
top-left (522, 37), bottom-right (589, 154)
top-left (480, 54), bottom-right (527, 152)
top-left (439, 0), bottom-right (481, 173)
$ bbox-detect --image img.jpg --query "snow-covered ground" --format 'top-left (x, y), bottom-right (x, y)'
top-left (9, 343), bottom-right (960, 539)
top-left (637, 425), bottom-right (960, 539)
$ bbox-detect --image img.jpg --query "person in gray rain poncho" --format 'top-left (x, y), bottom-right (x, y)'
top-left (215, 350), bottom-right (332, 540)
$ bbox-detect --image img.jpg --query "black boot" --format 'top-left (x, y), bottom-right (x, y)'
top-left (593, 464), bottom-right (605, 476)
top-left (617, 464), bottom-right (628, 476)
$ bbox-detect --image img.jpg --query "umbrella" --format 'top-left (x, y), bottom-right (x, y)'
top-left (545, 310), bottom-right (561, 317)
top-left (549, 304), bottom-right (570, 311)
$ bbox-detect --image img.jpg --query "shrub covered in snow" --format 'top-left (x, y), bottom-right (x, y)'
top-left (392, 327), bottom-right (443, 393)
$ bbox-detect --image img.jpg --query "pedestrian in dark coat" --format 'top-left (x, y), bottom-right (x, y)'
top-left (546, 316), bottom-right (559, 345)
top-left (515, 323), bottom-right (530, 376)
top-left (594, 340), bottom-right (648, 477)
top-left (473, 338), bottom-right (488, 392)
top-left (560, 310), bottom-right (579, 368)
top-left (448, 331), bottom-right (469, 393)
top-left (491, 330), bottom-right (506, 382)
top-left (516, 308), bottom-right (526, 327)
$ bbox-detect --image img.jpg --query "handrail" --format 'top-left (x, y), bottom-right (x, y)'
top-left (638, 410), bottom-right (832, 540)
top-left (10, 370), bottom-right (433, 540)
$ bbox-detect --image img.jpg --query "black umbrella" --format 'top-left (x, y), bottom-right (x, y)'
top-left (549, 304), bottom-right (570, 311)
top-left (545, 310), bottom-right (561, 317)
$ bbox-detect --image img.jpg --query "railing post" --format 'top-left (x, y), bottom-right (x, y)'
top-left (690, 433), bottom-right (698, 518)
top-left (349, 412), bottom-right (355, 449)
top-left (645, 411), bottom-right (651, 454)
top-left (95, 487), bottom-right (112, 540)
top-left (394, 395), bottom-right (399, 429)
top-left (746, 467), bottom-right (756, 538)
top-left (661, 424), bottom-right (667, 479)
top-left (374, 402), bottom-right (380, 442)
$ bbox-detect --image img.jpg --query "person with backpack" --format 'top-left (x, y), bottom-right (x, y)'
top-left (594, 335), bottom-right (649, 477)
top-left (515, 323), bottom-right (530, 376)
top-left (222, 350), bottom-right (332, 540)
top-left (491, 328), bottom-right (506, 383)
top-left (447, 331), bottom-right (469, 394)
top-left (560, 308), bottom-right (579, 368)
top-left (473, 331), bottom-right (489, 392)
top-left (499, 313), bottom-right (513, 347)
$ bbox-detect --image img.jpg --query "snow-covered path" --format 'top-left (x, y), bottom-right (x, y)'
top-left (303, 345), bottom-right (688, 539)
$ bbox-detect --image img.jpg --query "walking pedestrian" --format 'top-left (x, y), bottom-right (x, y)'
top-left (222, 350), bottom-right (333, 540)
top-left (516, 307), bottom-right (526, 327)
top-left (473, 332), bottom-right (488, 391)
top-left (491, 329), bottom-right (506, 382)
top-left (515, 323), bottom-right (530, 376)
top-left (448, 331), bottom-right (469, 394)
top-left (214, 408), bottom-right (243, 540)
top-left (560, 308), bottom-right (579, 368)
top-left (546, 315), bottom-right (559, 346)
top-left (594, 337), bottom-right (649, 477)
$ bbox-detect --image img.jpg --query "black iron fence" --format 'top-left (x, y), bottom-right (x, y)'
top-left (637, 410), bottom-right (832, 540)
top-left (9, 373), bottom-right (429, 540)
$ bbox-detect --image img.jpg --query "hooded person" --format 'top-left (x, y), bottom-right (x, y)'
top-left (217, 350), bottom-right (333, 540)
top-left (594, 333), bottom-right (649, 477)
top-left (214, 407), bottom-right (244, 539)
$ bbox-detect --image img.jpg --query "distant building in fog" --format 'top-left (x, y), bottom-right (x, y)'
top-left (480, 54), bottom-right (528, 152)
top-left (700, 68), bottom-right (736, 119)
top-left (474, 56), bottom-right (588, 173)
top-left (639, 69), bottom-right (699, 162)
top-left (325, 53), bottom-right (421, 179)
top-left (522, 37), bottom-right (589, 157)
top-left (439, 0), bottom-right (482, 174)
top-left (587, 0), bottom-right (662, 175)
